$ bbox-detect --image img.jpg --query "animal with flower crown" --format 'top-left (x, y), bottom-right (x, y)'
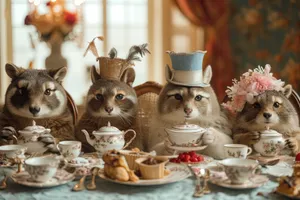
top-left (147, 51), bottom-right (232, 159)
top-left (223, 64), bottom-right (300, 155)
top-left (75, 37), bottom-right (150, 152)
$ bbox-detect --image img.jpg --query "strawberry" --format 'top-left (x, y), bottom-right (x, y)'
top-left (296, 153), bottom-right (300, 161)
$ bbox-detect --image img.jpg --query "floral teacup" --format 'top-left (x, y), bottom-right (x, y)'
top-left (57, 141), bottom-right (81, 161)
top-left (219, 158), bottom-right (259, 185)
top-left (0, 145), bottom-right (27, 165)
top-left (24, 157), bottom-right (66, 182)
top-left (224, 144), bottom-right (252, 159)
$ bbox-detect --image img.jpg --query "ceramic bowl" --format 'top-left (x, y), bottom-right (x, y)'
top-left (24, 157), bottom-right (61, 182)
top-left (135, 157), bottom-right (169, 179)
top-left (165, 124), bottom-right (206, 147)
top-left (219, 158), bottom-right (259, 185)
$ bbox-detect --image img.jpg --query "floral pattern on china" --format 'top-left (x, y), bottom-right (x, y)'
top-left (165, 121), bottom-right (207, 147)
top-left (82, 122), bottom-right (136, 155)
top-left (253, 127), bottom-right (285, 157)
top-left (15, 120), bottom-right (52, 155)
top-left (227, 150), bottom-right (245, 158)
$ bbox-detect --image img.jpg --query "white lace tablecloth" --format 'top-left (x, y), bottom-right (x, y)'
top-left (0, 161), bottom-right (292, 200)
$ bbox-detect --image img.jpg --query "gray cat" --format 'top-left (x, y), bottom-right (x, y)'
top-left (0, 63), bottom-right (74, 153)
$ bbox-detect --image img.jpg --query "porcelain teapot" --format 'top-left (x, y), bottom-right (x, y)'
top-left (253, 127), bottom-right (285, 157)
top-left (15, 120), bottom-right (52, 154)
top-left (81, 122), bottom-right (136, 155)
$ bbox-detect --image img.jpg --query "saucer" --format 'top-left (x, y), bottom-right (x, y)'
top-left (11, 169), bottom-right (75, 188)
top-left (209, 173), bottom-right (269, 189)
top-left (167, 143), bottom-right (208, 151)
top-left (67, 157), bottom-right (91, 167)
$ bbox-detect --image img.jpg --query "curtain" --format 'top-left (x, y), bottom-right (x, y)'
top-left (174, 0), bottom-right (233, 100)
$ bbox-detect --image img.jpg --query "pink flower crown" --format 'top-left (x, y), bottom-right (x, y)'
top-left (222, 64), bottom-right (285, 114)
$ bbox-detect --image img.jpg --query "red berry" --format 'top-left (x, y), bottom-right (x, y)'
top-left (190, 158), bottom-right (198, 162)
top-left (198, 156), bottom-right (204, 162)
top-left (176, 159), bottom-right (181, 163)
top-left (189, 151), bottom-right (196, 157)
top-left (185, 155), bottom-right (191, 161)
top-left (179, 154), bottom-right (185, 160)
top-left (296, 153), bottom-right (300, 161)
top-left (170, 158), bottom-right (176, 163)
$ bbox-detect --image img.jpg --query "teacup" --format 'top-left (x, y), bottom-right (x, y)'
top-left (224, 144), bottom-right (252, 159)
top-left (24, 157), bottom-right (66, 182)
top-left (57, 141), bottom-right (81, 161)
top-left (0, 145), bottom-right (27, 163)
top-left (219, 158), bottom-right (259, 185)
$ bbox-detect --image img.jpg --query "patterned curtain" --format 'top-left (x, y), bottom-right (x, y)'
top-left (174, 0), bottom-right (234, 100)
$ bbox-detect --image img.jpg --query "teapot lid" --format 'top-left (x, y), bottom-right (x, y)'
top-left (22, 120), bottom-right (46, 132)
top-left (260, 127), bottom-right (281, 137)
top-left (171, 120), bottom-right (205, 131)
top-left (96, 122), bottom-right (121, 134)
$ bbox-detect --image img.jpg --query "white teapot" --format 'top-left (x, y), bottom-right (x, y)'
top-left (15, 120), bottom-right (52, 155)
top-left (253, 128), bottom-right (285, 157)
top-left (81, 122), bottom-right (136, 155)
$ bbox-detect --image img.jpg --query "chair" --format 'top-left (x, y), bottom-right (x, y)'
top-left (128, 81), bottom-right (163, 149)
top-left (65, 90), bottom-right (78, 125)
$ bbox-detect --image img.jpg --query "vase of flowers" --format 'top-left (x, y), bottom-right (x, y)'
top-left (25, 0), bottom-right (80, 70)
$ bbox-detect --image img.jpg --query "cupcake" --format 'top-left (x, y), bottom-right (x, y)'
top-left (119, 149), bottom-right (150, 170)
top-left (135, 157), bottom-right (169, 179)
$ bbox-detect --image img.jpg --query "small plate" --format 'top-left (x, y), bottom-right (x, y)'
top-left (167, 144), bottom-right (208, 151)
top-left (67, 157), bottom-right (91, 167)
top-left (264, 163), bottom-right (293, 177)
top-left (209, 173), bottom-right (269, 189)
top-left (98, 163), bottom-right (191, 186)
top-left (11, 169), bottom-right (75, 188)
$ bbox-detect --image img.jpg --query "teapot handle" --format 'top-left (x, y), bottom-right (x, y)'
top-left (12, 135), bottom-right (18, 144)
top-left (122, 129), bottom-right (136, 149)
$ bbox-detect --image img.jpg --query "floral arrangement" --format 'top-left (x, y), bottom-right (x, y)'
top-left (24, 0), bottom-right (78, 42)
top-left (222, 64), bottom-right (285, 115)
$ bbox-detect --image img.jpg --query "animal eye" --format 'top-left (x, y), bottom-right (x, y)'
top-left (273, 102), bottom-right (280, 108)
top-left (174, 94), bottom-right (183, 100)
top-left (44, 89), bottom-right (52, 96)
top-left (95, 94), bottom-right (104, 101)
top-left (253, 102), bottom-right (261, 109)
top-left (195, 95), bottom-right (202, 101)
top-left (115, 94), bottom-right (124, 100)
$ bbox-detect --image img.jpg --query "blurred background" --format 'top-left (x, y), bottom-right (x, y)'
top-left (0, 0), bottom-right (299, 109)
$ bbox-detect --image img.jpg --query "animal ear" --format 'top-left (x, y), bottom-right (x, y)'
top-left (203, 65), bottom-right (212, 84)
top-left (5, 63), bottom-right (23, 79)
top-left (49, 67), bottom-right (67, 83)
top-left (282, 84), bottom-right (293, 98)
top-left (120, 68), bottom-right (135, 86)
top-left (91, 65), bottom-right (101, 83)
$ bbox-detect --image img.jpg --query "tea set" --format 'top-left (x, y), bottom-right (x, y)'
top-left (0, 119), bottom-right (293, 197)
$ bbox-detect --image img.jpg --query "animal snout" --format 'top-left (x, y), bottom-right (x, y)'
top-left (263, 112), bottom-right (272, 119)
top-left (105, 107), bottom-right (113, 114)
top-left (184, 108), bottom-right (193, 115)
top-left (29, 106), bottom-right (40, 115)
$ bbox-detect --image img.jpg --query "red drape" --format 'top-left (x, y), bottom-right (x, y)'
top-left (174, 0), bottom-right (234, 101)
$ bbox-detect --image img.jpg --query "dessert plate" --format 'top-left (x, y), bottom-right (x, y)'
top-left (98, 163), bottom-right (191, 186)
top-left (167, 144), bottom-right (208, 151)
top-left (209, 173), bottom-right (269, 189)
top-left (11, 169), bottom-right (75, 188)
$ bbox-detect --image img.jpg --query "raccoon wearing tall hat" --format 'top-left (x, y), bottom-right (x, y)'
top-left (0, 63), bottom-right (74, 152)
top-left (223, 64), bottom-right (300, 155)
top-left (147, 51), bottom-right (232, 159)
top-left (75, 37), bottom-right (150, 152)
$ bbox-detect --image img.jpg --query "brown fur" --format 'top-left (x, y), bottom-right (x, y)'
top-left (233, 85), bottom-right (300, 155)
top-left (75, 66), bottom-right (138, 152)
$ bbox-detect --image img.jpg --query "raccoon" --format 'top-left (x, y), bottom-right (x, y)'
top-left (75, 66), bottom-right (138, 152)
top-left (0, 63), bottom-right (74, 152)
top-left (233, 85), bottom-right (300, 155)
top-left (148, 66), bottom-right (233, 159)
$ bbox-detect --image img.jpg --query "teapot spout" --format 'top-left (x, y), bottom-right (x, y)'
top-left (81, 129), bottom-right (95, 146)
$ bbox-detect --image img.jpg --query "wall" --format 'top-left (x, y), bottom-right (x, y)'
top-left (229, 0), bottom-right (300, 94)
